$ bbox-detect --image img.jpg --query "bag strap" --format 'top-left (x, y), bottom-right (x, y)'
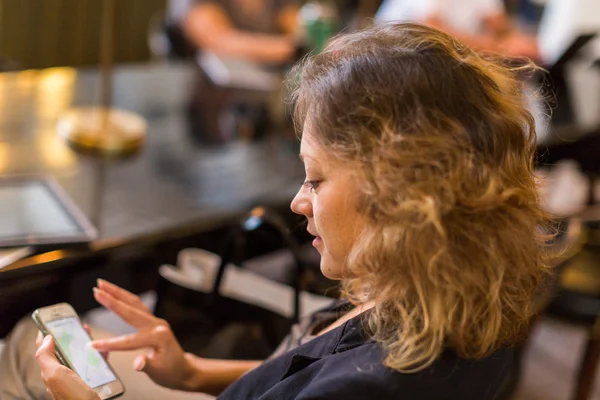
top-left (211, 207), bottom-right (306, 322)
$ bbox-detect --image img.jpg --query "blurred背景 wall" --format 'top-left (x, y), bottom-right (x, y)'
top-left (0, 0), bottom-right (166, 69)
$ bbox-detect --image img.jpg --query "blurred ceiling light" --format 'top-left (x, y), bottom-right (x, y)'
top-left (38, 68), bottom-right (76, 92)
top-left (16, 69), bottom-right (38, 91)
top-left (0, 70), bottom-right (39, 129)
top-left (0, 142), bottom-right (8, 172)
top-left (38, 132), bottom-right (76, 170)
top-left (37, 68), bottom-right (76, 117)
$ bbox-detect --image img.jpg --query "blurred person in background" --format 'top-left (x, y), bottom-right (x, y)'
top-left (164, 0), bottom-right (301, 142)
top-left (181, 0), bottom-right (299, 65)
top-left (376, 0), bottom-right (540, 60)
top-left (2, 23), bottom-right (551, 400)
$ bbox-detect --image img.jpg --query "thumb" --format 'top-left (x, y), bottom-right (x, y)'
top-left (133, 351), bottom-right (166, 379)
top-left (35, 336), bottom-right (59, 369)
top-left (133, 354), bottom-right (147, 372)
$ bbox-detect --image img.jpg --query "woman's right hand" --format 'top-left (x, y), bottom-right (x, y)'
top-left (90, 280), bottom-right (197, 391)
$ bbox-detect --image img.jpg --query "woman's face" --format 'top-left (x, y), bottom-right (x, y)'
top-left (291, 135), bottom-right (366, 280)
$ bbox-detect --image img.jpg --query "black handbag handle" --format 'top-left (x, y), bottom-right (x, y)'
top-left (211, 207), bottom-right (306, 322)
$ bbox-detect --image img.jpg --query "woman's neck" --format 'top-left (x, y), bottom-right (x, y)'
top-left (317, 301), bottom-right (376, 336)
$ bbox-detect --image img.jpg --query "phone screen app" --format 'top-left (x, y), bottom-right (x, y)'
top-left (46, 317), bottom-right (117, 388)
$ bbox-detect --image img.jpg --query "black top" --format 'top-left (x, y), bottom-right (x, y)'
top-left (218, 302), bottom-right (515, 400)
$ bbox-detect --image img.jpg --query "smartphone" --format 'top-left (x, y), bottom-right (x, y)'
top-left (32, 303), bottom-right (125, 399)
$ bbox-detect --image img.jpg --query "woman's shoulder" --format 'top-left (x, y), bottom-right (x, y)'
top-left (286, 313), bottom-right (515, 399)
top-left (313, 342), bottom-right (515, 399)
top-left (308, 308), bottom-right (515, 398)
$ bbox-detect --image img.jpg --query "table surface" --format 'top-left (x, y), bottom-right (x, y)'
top-left (0, 62), bottom-right (304, 273)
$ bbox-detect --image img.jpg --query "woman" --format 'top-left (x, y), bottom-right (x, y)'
top-left (181, 0), bottom-right (298, 64)
top-left (176, 0), bottom-right (300, 143)
top-left (34, 23), bottom-right (551, 399)
top-left (376, 0), bottom-right (540, 60)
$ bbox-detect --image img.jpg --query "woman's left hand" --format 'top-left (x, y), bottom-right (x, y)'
top-left (35, 334), bottom-right (100, 400)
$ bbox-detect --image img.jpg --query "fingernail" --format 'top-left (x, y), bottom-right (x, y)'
top-left (90, 340), bottom-right (102, 349)
top-left (134, 357), bottom-right (145, 371)
top-left (43, 335), bottom-right (52, 345)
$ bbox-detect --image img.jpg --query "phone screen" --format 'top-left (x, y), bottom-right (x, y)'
top-left (45, 317), bottom-right (117, 388)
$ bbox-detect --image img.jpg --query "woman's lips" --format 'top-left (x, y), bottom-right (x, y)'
top-left (312, 236), bottom-right (323, 247)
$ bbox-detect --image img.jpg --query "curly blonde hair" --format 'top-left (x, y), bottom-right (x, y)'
top-left (290, 23), bottom-right (553, 372)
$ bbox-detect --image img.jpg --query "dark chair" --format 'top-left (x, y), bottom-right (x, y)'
top-left (540, 33), bottom-right (597, 127)
top-left (543, 220), bottom-right (600, 400)
top-left (497, 219), bottom-right (585, 400)
top-left (153, 207), bottom-right (320, 358)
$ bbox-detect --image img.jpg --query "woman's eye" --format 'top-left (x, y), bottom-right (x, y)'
top-left (303, 180), bottom-right (322, 191)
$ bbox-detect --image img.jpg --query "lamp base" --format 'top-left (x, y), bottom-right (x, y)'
top-left (57, 107), bottom-right (147, 156)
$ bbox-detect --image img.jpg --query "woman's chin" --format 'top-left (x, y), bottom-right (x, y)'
top-left (320, 260), bottom-right (342, 280)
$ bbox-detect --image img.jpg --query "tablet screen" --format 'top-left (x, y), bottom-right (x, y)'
top-left (0, 181), bottom-right (85, 241)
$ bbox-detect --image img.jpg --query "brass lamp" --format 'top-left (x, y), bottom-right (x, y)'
top-left (57, 0), bottom-right (147, 156)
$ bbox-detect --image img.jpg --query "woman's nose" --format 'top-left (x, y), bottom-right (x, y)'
top-left (291, 188), bottom-right (312, 217)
